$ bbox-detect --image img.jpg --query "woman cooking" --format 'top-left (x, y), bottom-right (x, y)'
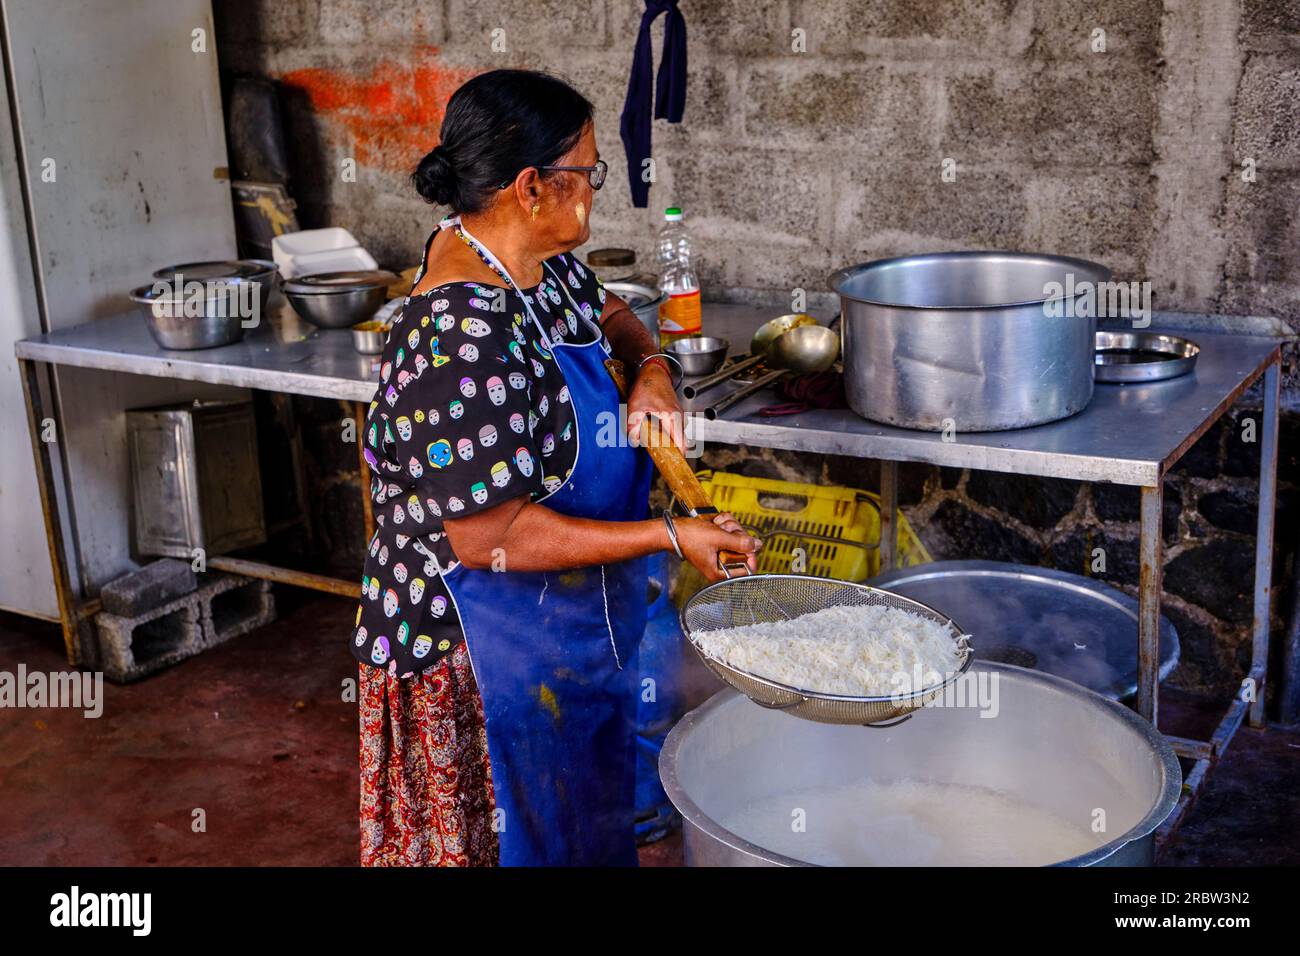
top-left (354, 69), bottom-right (759, 867)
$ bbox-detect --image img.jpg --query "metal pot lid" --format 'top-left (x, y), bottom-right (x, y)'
top-left (1095, 330), bottom-right (1200, 384)
top-left (282, 270), bottom-right (396, 294)
top-left (152, 259), bottom-right (271, 282)
top-left (869, 559), bottom-right (1179, 701)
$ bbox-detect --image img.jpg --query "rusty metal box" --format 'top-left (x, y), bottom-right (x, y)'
top-left (127, 401), bottom-right (266, 559)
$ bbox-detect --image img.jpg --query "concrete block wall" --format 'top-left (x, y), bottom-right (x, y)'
top-left (213, 1), bottom-right (1300, 703)
top-left (215, 0), bottom-right (1300, 328)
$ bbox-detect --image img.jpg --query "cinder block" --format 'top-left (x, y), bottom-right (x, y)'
top-left (789, 0), bottom-right (1034, 57)
top-left (1027, 0), bottom-right (1163, 60)
top-left (742, 64), bottom-right (933, 154)
top-left (93, 573), bottom-right (275, 682)
top-left (1232, 56), bottom-right (1300, 170)
top-left (1020, 170), bottom-right (1155, 269)
top-left (667, 148), bottom-right (825, 243)
top-left (942, 66), bottom-right (1156, 165)
top-left (199, 574), bottom-right (276, 648)
top-left (836, 165), bottom-right (1028, 252)
top-left (100, 559), bottom-right (198, 618)
top-left (445, 0), bottom-right (610, 49)
top-left (94, 601), bottom-right (204, 684)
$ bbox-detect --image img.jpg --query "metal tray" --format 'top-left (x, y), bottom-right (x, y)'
top-left (1095, 330), bottom-right (1199, 383)
top-left (870, 560), bottom-right (1179, 701)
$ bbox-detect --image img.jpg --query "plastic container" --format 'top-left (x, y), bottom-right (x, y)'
top-left (655, 207), bottom-right (702, 346)
top-left (694, 470), bottom-right (931, 580)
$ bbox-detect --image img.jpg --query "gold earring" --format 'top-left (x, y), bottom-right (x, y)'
top-left (531, 204), bottom-right (539, 220)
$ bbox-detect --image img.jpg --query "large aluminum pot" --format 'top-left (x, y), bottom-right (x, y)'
top-left (660, 662), bottom-right (1180, 867)
top-left (830, 252), bottom-right (1111, 431)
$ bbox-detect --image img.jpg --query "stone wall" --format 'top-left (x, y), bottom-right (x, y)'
top-left (214, 1), bottom-right (1300, 705)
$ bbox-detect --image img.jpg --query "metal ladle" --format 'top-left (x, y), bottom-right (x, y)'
top-left (704, 322), bottom-right (840, 420)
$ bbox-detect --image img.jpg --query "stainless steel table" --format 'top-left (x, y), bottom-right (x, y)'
top-left (15, 302), bottom-right (1286, 829)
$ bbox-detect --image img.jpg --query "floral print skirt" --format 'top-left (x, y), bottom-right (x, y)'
top-left (358, 645), bottom-right (498, 866)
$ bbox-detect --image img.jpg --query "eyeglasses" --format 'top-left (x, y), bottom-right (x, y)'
top-left (540, 160), bottom-right (607, 190)
top-left (499, 159), bottom-right (608, 191)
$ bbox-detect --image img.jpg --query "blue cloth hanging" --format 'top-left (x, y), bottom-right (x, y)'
top-left (619, 0), bottom-right (687, 208)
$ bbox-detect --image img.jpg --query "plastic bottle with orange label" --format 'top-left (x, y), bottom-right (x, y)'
top-left (655, 207), bottom-right (702, 347)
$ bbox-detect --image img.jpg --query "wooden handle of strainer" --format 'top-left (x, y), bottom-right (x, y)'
top-left (605, 358), bottom-right (751, 573)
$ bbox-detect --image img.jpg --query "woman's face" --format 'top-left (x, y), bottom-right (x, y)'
top-left (540, 123), bottom-right (598, 248)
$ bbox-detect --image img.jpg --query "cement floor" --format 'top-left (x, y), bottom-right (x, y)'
top-left (1, 591), bottom-right (1295, 866)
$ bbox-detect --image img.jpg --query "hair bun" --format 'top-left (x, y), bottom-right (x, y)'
top-left (413, 144), bottom-right (458, 206)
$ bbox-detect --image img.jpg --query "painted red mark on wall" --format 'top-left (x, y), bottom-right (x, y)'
top-left (281, 49), bottom-right (477, 174)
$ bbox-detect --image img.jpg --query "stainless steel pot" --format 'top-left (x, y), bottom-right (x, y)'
top-left (830, 252), bottom-right (1111, 431)
top-left (660, 662), bottom-right (1180, 867)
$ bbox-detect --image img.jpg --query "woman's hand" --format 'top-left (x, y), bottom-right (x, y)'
top-left (675, 512), bottom-right (761, 582)
top-left (626, 363), bottom-right (685, 452)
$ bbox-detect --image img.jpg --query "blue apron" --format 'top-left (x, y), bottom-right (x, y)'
top-left (438, 220), bottom-right (653, 866)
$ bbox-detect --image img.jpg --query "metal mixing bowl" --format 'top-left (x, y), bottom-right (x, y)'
top-left (283, 271), bottom-right (394, 329)
top-left (660, 663), bottom-right (1181, 867)
top-left (129, 279), bottom-right (260, 350)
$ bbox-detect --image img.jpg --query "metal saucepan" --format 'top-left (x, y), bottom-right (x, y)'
top-left (682, 313), bottom-right (818, 399)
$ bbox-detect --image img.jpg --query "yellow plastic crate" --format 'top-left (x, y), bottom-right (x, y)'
top-left (694, 470), bottom-right (931, 581)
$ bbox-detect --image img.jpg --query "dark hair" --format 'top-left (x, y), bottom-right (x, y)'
top-left (412, 69), bottom-right (594, 214)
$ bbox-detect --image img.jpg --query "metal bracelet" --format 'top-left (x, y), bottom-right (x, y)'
top-left (662, 509), bottom-right (685, 560)
top-left (639, 351), bottom-right (684, 390)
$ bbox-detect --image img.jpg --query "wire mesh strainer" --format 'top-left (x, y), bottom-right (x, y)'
top-left (680, 574), bottom-right (973, 726)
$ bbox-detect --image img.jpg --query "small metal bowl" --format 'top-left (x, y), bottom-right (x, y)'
top-left (351, 321), bottom-right (390, 354)
top-left (129, 279), bottom-right (260, 350)
top-left (667, 336), bottom-right (730, 376)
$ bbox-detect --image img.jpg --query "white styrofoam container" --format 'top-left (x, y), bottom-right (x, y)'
top-left (272, 227), bottom-right (378, 278)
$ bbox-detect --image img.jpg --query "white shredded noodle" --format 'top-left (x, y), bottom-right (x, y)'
top-left (693, 603), bottom-right (962, 696)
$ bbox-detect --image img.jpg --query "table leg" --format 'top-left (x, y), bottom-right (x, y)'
top-left (1138, 483), bottom-right (1164, 726)
top-left (355, 402), bottom-right (375, 541)
top-left (880, 460), bottom-right (898, 572)
top-left (18, 358), bottom-right (82, 665)
top-left (1250, 361), bottom-right (1279, 727)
